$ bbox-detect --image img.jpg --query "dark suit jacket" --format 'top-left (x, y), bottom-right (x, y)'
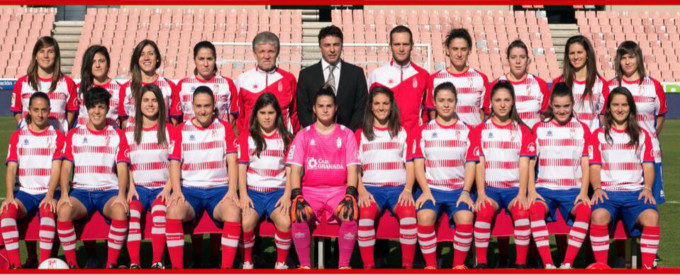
top-left (296, 60), bottom-right (368, 130)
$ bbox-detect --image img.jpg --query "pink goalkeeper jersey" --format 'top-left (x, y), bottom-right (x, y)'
top-left (64, 125), bottom-right (130, 191)
top-left (589, 127), bottom-right (654, 192)
top-left (355, 126), bottom-right (412, 188)
top-left (5, 126), bottom-right (65, 195)
top-left (487, 74), bottom-right (549, 128)
top-left (169, 118), bottom-right (238, 188)
top-left (552, 76), bottom-right (608, 131)
top-left (118, 76), bottom-right (181, 125)
top-left (533, 118), bottom-right (591, 190)
top-left (413, 119), bottom-right (476, 191)
top-left (11, 75), bottom-right (78, 133)
top-left (125, 123), bottom-right (172, 189)
top-left (287, 124), bottom-right (359, 187)
top-left (606, 77), bottom-right (667, 162)
top-left (177, 75), bottom-right (239, 123)
top-left (238, 130), bottom-right (288, 192)
top-left (425, 68), bottom-right (489, 127)
top-left (76, 79), bottom-right (122, 128)
top-left (469, 120), bottom-right (536, 188)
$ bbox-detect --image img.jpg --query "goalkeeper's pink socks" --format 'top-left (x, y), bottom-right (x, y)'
top-left (338, 221), bottom-right (357, 268)
top-left (292, 222), bottom-right (311, 267)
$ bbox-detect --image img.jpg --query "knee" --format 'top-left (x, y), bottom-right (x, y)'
top-left (221, 203), bottom-right (241, 223)
top-left (275, 216), bottom-right (291, 231)
top-left (166, 204), bottom-right (185, 220)
top-left (56, 204), bottom-right (73, 221)
top-left (1, 204), bottom-right (17, 219)
top-left (529, 202), bottom-right (546, 219)
top-left (417, 210), bottom-right (436, 226)
top-left (109, 205), bottom-right (128, 220)
top-left (573, 203), bottom-right (592, 220)
top-left (638, 210), bottom-right (659, 226)
top-left (591, 209), bottom-right (611, 225)
top-left (454, 211), bottom-right (474, 224)
top-left (241, 212), bottom-right (259, 232)
top-left (475, 202), bottom-right (496, 220)
top-left (510, 204), bottom-right (529, 219)
top-left (359, 203), bottom-right (379, 221)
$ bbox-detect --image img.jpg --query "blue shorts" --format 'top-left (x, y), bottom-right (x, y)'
top-left (134, 186), bottom-right (163, 212)
top-left (69, 189), bottom-right (119, 222)
top-left (592, 190), bottom-right (658, 237)
top-left (485, 186), bottom-right (520, 211)
top-left (247, 188), bottom-right (285, 219)
top-left (536, 187), bottom-right (579, 225)
top-left (365, 185), bottom-right (405, 213)
top-left (653, 163), bottom-right (665, 205)
top-left (415, 188), bottom-right (474, 228)
top-left (14, 190), bottom-right (60, 219)
top-left (182, 186), bottom-right (228, 226)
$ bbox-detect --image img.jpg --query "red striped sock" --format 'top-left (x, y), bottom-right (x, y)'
top-left (220, 221), bottom-right (240, 269)
top-left (640, 226), bottom-right (660, 269)
top-left (417, 224), bottom-right (437, 268)
top-left (56, 220), bottom-right (78, 267)
top-left (165, 219), bottom-right (184, 269)
top-left (1, 203), bottom-right (20, 268)
top-left (274, 229), bottom-right (291, 264)
top-left (106, 219), bottom-right (128, 268)
top-left (126, 200), bottom-right (142, 266)
top-left (150, 199), bottom-right (167, 263)
top-left (38, 205), bottom-right (56, 264)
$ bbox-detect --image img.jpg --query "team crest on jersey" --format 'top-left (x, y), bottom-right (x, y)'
top-left (546, 130), bottom-right (552, 137)
top-left (412, 79), bottom-right (418, 88)
top-left (336, 137), bottom-right (342, 148)
top-left (189, 134), bottom-right (195, 141)
top-left (388, 79), bottom-right (395, 85)
top-left (310, 139), bottom-right (316, 146)
top-left (23, 139), bottom-right (28, 145)
top-left (308, 157), bottom-right (318, 168)
top-left (431, 132), bottom-right (437, 139)
top-left (83, 137), bottom-right (88, 144)
top-left (253, 84), bottom-right (259, 89)
top-left (488, 132), bottom-right (494, 139)
top-left (278, 82), bottom-right (283, 92)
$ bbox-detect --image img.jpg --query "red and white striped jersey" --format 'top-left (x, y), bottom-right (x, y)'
top-left (532, 118), bottom-right (591, 190)
top-left (177, 75), bottom-right (238, 123)
top-left (76, 79), bottom-right (122, 128)
top-left (606, 77), bottom-right (667, 162)
top-left (368, 61), bottom-right (430, 133)
top-left (169, 118), bottom-right (237, 188)
top-left (11, 75), bottom-right (78, 132)
top-left (355, 126), bottom-right (412, 188)
top-left (413, 120), bottom-right (475, 191)
top-left (236, 67), bottom-right (299, 134)
top-left (469, 120), bottom-right (536, 188)
top-left (487, 74), bottom-right (549, 128)
top-left (425, 68), bottom-right (489, 127)
top-left (5, 126), bottom-right (65, 195)
top-left (125, 123), bottom-right (172, 189)
top-left (238, 130), bottom-right (288, 192)
top-left (552, 76), bottom-right (608, 131)
top-left (287, 124), bottom-right (359, 187)
top-left (589, 127), bottom-right (654, 191)
top-left (64, 125), bottom-right (130, 191)
top-left (118, 76), bottom-right (181, 125)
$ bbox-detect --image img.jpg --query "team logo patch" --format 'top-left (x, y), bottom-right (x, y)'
top-left (412, 79), bottom-right (418, 88)
top-left (23, 139), bottom-right (28, 145)
top-left (83, 137), bottom-right (88, 144)
top-left (308, 157), bottom-right (318, 169)
top-left (278, 82), bottom-right (283, 92)
top-left (253, 84), bottom-right (258, 89)
top-left (336, 137), bottom-right (342, 148)
top-left (488, 132), bottom-right (494, 139)
top-left (310, 139), bottom-right (316, 146)
top-left (189, 134), bottom-right (195, 141)
top-left (388, 79), bottom-right (395, 85)
top-left (431, 132), bottom-right (437, 139)
top-left (546, 130), bottom-right (552, 137)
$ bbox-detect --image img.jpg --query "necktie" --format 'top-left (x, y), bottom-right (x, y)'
top-left (325, 65), bottom-right (336, 93)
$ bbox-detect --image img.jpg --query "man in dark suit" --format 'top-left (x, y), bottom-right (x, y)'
top-left (297, 25), bottom-right (367, 130)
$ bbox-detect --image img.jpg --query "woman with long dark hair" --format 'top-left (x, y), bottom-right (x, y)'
top-left (124, 84), bottom-right (172, 269)
top-left (553, 35), bottom-right (608, 131)
top-left (608, 41), bottom-right (667, 205)
top-left (287, 85), bottom-right (359, 269)
top-left (1, 92), bottom-right (64, 268)
top-left (470, 81), bottom-right (535, 268)
top-left (238, 92), bottom-right (294, 269)
top-left (526, 82), bottom-right (592, 269)
top-left (487, 39), bottom-right (549, 128)
top-left (177, 41), bottom-right (238, 125)
top-left (355, 86), bottom-right (416, 269)
top-left (76, 45), bottom-right (122, 128)
top-left (588, 87), bottom-right (659, 269)
top-left (119, 40), bottom-right (180, 127)
top-left (11, 36), bottom-right (77, 132)
top-left (165, 86), bottom-right (241, 269)
top-left (413, 82), bottom-right (476, 269)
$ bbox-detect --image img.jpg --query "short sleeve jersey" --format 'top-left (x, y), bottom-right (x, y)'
top-left (425, 68), bottom-right (489, 127)
top-left (589, 127), bottom-right (654, 191)
top-left (238, 130), bottom-right (288, 192)
top-left (76, 79), bottom-right (123, 128)
top-left (355, 126), bottom-right (412, 188)
top-left (552, 76), bottom-right (608, 131)
top-left (6, 126), bottom-right (65, 194)
top-left (11, 75), bottom-right (78, 132)
top-left (532, 118), bottom-right (590, 190)
top-left (119, 76), bottom-right (181, 125)
top-left (606, 77), bottom-right (667, 162)
top-left (236, 67), bottom-right (299, 134)
top-left (177, 75), bottom-right (239, 123)
top-left (125, 123), bottom-right (172, 189)
top-left (487, 74), bottom-right (549, 128)
top-left (413, 119), bottom-right (475, 191)
top-left (64, 125), bottom-right (130, 191)
top-left (368, 61), bottom-right (430, 133)
top-left (287, 124), bottom-right (359, 187)
top-left (469, 120), bottom-right (536, 188)
top-left (169, 118), bottom-right (237, 188)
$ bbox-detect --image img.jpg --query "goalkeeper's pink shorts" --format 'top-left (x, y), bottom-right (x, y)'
top-left (302, 185), bottom-right (346, 224)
